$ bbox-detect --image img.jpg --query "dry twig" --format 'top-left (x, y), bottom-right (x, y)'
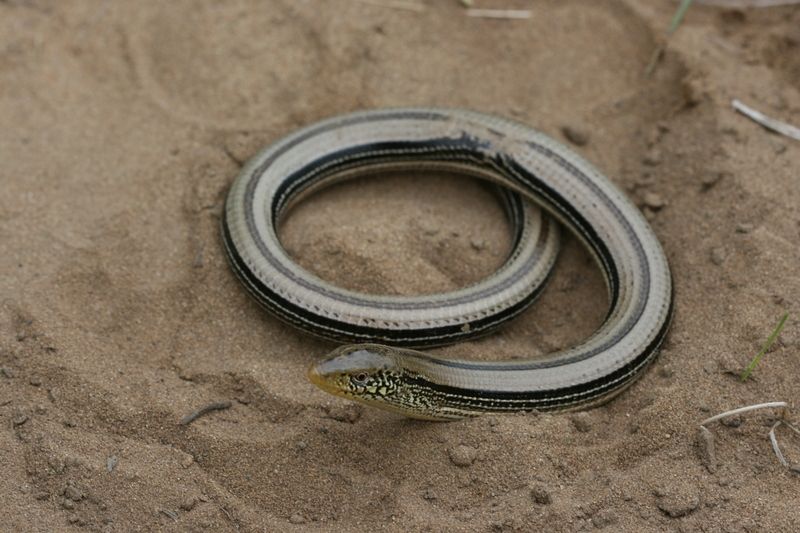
top-left (180, 401), bottom-right (233, 426)
top-left (769, 421), bottom-right (800, 468)
top-left (699, 401), bottom-right (787, 426)
top-left (733, 100), bottom-right (800, 142)
top-left (466, 9), bottom-right (532, 19)
top-left (355, 0), bottom-right (425, 12)
top-left (700, 402), bottom-right (799, 472)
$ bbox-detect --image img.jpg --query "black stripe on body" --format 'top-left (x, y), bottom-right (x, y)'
top-left (221, 110), bottom-right (673, 411)
top-left (246, 134), bottom-right (621, 314)
top-left (270, 136), bottom-right (620, 303)
top-left (404, 291), bottom-right (673, 410)
top-left (221, 214), bottom-right (554, 347)
top-left (500, 155), bottom-right (620, 310)
top-left (237, 137), bottom-right (642, 368)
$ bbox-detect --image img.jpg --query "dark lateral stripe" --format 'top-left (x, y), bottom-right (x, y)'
top-left (222, 215), bottom-right (554, 347)
top-left (499, 156), bottom-right (620, 309)
top-left (271, 135), bottom-right (493, 224)
top-left (406, 291), bottom-right (673, 409)
top-left (270, 151), bottom-right (530, 260)
top-left (245, 138), bottom-right (554, 313)
top-left (254, 137), bottom-right (618, 310)
top-left (248, 110), bottom-right (453, 226)
top-left (248, 137), bottom-right (633, 369)
top-left (231, 135), bottom-right (654, 371)
top-left (232, 135), bottom-right (638, 358)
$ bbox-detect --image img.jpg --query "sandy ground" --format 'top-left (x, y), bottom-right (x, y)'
top-left (2, 0), bottom-right (800, 531)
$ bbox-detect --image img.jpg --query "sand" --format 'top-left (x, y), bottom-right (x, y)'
top-left (1, 0), bottom-right (799, 531)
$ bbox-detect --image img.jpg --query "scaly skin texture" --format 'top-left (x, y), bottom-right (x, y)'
top-left (308, 345), bottom-right (459, 421)
top-left (225, 109), bottom-right (673, 420)
top-left (308, 343), bottom-right (656, 420)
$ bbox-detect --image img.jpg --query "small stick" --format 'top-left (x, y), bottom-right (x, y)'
top-left (355, 0), bottom-right (425, 11)
top-left (769, 422), bottom-right (788, 467)
top-left (466, 9), bottom-right (532, 19)
top-left (220, 506), bottom-right (236, 524)
top-left (785, 421), bottom-right (800, 435)
top-left (180, 401), bottom-right (233, 426)
top-left (697, 425), bottom-right (717, 473)
top-left (699, 401), bottom-right (787, 426)
top-left (702, 402), bottom-right (799, 471)
top-left (160, 509), bottom-right (179, 521)
top-left (768, 421), bottom-right (800, 469)
top-left (732, 100), bottom-right (800, 142)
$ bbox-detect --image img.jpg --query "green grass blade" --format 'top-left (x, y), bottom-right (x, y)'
top-left (644, 0), bottom-right (694, 77)
top-left (644, 47), bottom-right (664, 77)
top-left (668, 0), bottom-right (695, 35)
top-left (740, 312), bottom-right (789, 382)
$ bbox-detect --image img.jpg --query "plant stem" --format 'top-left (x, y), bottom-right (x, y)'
top-left (740, 312), bottom-right (789, 381)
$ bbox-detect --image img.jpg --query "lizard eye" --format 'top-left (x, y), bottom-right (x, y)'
top-left (351, 372), bottom-right (369, 386)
